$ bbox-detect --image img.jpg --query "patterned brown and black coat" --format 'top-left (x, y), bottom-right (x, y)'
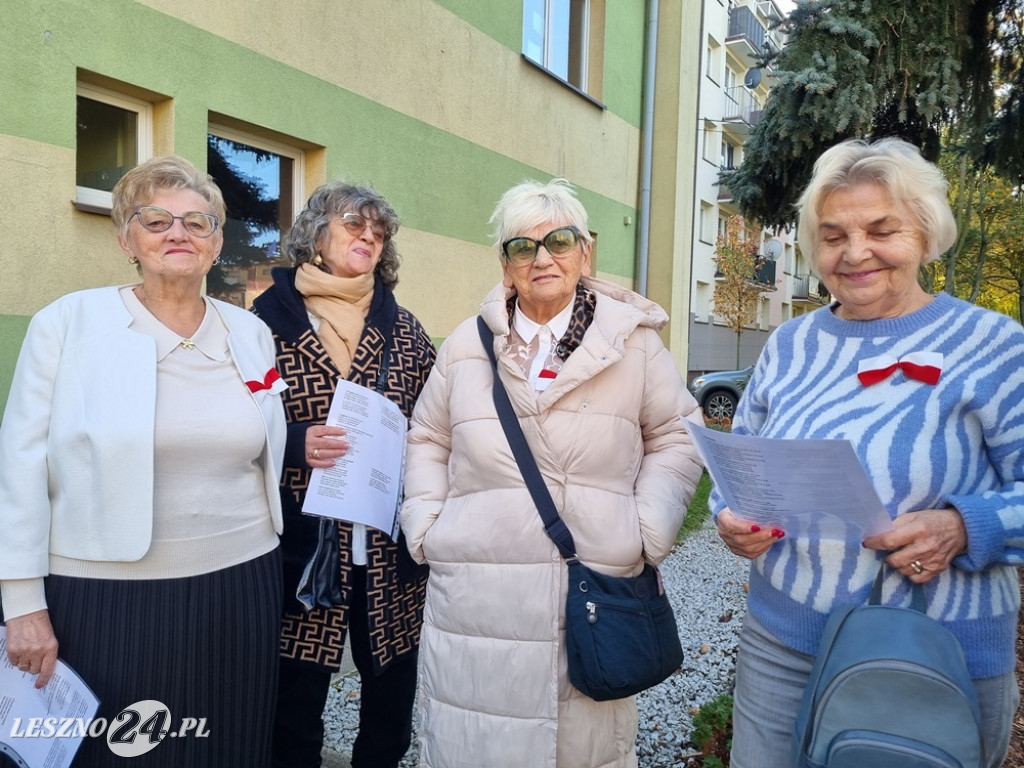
top-left (252, 266), bottom-right (436, 672)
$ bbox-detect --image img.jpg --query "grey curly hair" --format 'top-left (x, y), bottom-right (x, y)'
top-left (284, 181), bottom-right (401, 288)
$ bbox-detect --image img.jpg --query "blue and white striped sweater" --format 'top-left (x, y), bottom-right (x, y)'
top-left (711, 292), bottom-right (1024, 678)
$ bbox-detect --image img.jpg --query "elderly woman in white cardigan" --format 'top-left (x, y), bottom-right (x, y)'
top-left (0, 156), bottom-right (286, 767)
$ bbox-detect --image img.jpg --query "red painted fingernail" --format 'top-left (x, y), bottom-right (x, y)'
top-left (775, 530), bottom-right (786, 539)
top-left (750, 525), bottom-right (761, 533)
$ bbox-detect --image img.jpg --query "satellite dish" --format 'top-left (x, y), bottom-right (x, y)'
top-left (744, 68), bottom-right (762, 89)
top-left (763, 239), bottom-right (783, 262)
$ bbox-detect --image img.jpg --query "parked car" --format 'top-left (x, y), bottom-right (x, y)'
top-left (689, 366), bottom-right (754, 421)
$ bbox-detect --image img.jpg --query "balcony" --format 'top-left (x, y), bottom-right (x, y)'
top-left (756, 0), bottom-right (784, 23)
top-left (726, 5), bottom-right (767, 63)
top-left (791, 273), bottom-right (830, 305)
top-left (753, 259), bottom-right (777, 289)
top-left (714, 259), bottom-right (778, 292)
top-left (723, 86), bottom-right (764, 130)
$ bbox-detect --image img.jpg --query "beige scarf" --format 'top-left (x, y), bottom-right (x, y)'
top-left (294, 263), bottom-right (374, 377)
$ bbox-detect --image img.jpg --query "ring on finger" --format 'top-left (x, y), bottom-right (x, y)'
top-left (313, 448), bottom-right (321, 459)
top-left (910, 559), bottom-right (923, 574)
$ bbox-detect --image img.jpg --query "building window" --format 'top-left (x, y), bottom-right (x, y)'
top-left (720, 139), bottom-right (736, 170)
top-left (724, 66), bottom-right (737, 93)
top-left (696, 281), bottom-right (711, 322)
top-left (702, 121), bottom-right (718, 164)
top-left (206, 125), bottom-right (305, 308)
top-left (76, 83), bottom-right (152, 211)
top-left (700, 202), bottom-right (715, 243)
top-left (523, 0), bottom-right (590, 90)
top-left (706, 36), bottom-right (722, 82)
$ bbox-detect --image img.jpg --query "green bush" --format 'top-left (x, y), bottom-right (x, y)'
top-left (691, 693), bottom-right (734, 767)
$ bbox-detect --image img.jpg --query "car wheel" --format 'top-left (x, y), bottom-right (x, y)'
top-left (703, 390), bottom-right (738, 421)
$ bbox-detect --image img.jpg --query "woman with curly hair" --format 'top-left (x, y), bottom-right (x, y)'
top-left (252, 181), bottom-right (436, 768)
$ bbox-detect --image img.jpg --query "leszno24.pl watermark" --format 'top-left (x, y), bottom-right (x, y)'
top-left (8, 700), bottom-right (208, 758)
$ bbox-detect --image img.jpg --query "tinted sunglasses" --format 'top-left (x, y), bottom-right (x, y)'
top-left (501, 226), bottom-right (580, 264)
top-left (340, 212), bottom-right (386, 244)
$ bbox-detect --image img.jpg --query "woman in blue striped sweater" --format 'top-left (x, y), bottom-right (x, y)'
top-left (715, 138), bottom-right (1024, 768)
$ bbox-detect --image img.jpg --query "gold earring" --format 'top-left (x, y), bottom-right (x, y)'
top-left (128, 255), bottom-right (139, 265)
top-left (312, 252), bottom-right (323, 266)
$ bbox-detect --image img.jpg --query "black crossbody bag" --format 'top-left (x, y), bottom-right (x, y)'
top-left (477, 316), bottom-right (683, 701)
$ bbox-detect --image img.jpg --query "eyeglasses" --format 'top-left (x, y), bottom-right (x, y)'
top-left (130, 206), bottom-right (220, 238)
top-left (501, 226), bottom-right (580, 264)
top-left (340, 212), bottom-right (387, 244)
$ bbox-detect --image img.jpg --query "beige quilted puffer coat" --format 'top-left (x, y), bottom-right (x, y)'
top-left (401, 277), bottom-right (704, 768)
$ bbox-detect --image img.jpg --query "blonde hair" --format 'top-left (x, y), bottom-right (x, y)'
top-left (796, 138), bottom-right (956, 270)
top-left (111, 155), bottom-right (226, 235)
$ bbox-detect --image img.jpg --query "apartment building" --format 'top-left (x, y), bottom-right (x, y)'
top-left (0, 0), bottom-right (706, 411)
top-left (687, 0), bottom-right (829, 375)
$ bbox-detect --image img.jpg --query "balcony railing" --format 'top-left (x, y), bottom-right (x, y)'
top-left (726, 5), bottom-right (766, 56)
top-left (714, 259), bottom-right (778, 291)
top-left (791, 273), bottom-right (830, 304)
top-left (753, 259), bottom-right (776, 288)
top-left (723, 86), bottom-right (763, 127)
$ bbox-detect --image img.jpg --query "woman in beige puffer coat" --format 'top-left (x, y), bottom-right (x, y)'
top-left (401, 178), bottom-right (704, 768)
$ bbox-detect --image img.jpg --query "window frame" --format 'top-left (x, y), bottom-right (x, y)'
top-left (207, 122), bottom-right (306, 224)
top-left (720, 139), bottom-right (737, 171)
top-left (522, 0), bottom-right (599, 99)
top-left (702, 121), bottom-right (719, 165)
top-left (699, 201), bottom-right (716, 244)
top-left (75, 83), bottom-right (153, 212)
top-left (706, 37), bottom-right (722, 83)
top-left (206, 122), bottom-right (307, 308)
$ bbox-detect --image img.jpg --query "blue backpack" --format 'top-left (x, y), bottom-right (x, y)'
top-left (792, 566), bottom-right (984, 768)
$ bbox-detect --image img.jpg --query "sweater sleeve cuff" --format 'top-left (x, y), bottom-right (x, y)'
top-left (945, 494), bottom-right (1005, 571)
top-left (1, 579), bottom-right (47, 621)
top-left (284, 421), bottom-right (313, 468)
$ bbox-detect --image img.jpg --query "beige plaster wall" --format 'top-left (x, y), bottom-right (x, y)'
top-left (391, 230), bottom-right (499, 338)
top-left (135, 0), bottom-right (640, 208)
top-left (392, 229), bottom-right (637, 342)
top-left (0, 135), bottom-right (139, 315)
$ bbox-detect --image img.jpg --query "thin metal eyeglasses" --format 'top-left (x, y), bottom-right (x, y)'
top-left (129, 206), bottom-right (220, 238)
top-left (501, 226), bottom-right (580, 264)
top-left (340, 212), bottom-right (387, 244)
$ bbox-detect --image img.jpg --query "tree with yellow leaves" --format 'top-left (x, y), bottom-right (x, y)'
top-left (713, 217), bottom-right (767, 368)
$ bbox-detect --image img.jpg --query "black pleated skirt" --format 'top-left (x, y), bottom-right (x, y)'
top-left (42, 547), bottom-right (282, 768)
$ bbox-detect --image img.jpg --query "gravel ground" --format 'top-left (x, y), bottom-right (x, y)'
top-left (322, 520), bottom-right (751, 767)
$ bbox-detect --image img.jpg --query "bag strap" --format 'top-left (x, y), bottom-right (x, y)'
top-left (476, 316), bottom-right (578, 560)
top-left (868, 561), bottom-right (927, 612)
top-left (373, 300), bottom-right (399, 394)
